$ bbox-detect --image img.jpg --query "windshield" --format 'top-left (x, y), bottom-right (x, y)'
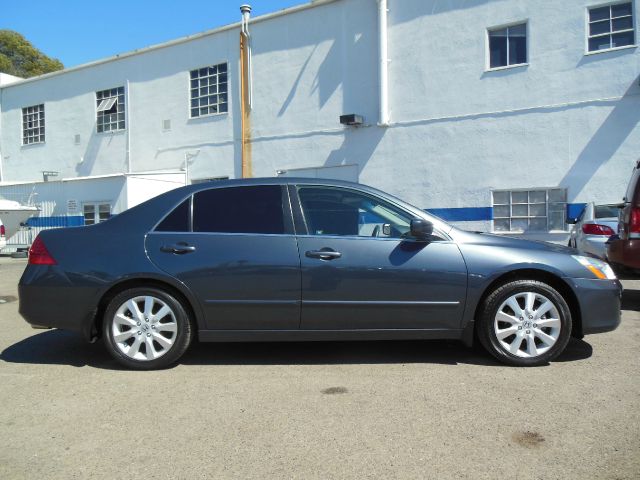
top-left (594, 205), bottom-right (620, 219)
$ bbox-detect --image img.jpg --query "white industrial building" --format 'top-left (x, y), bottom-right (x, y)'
top-left (0, 0), bottom-right (638, 245)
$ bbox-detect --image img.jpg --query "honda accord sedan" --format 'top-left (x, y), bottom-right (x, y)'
top-left (19, 178), bottom-right (622, 369)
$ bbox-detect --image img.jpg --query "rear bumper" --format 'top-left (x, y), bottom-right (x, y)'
top-left (578, 236), bottom-right (608, 259)
top-left (565, 277), bottom-right (622, 335)
top-left (19, 263), bottom-right (102, 340)
top-left (19, 284), bottom-right (99, 338)
top-left (607, 238), bottom-right (640, 270)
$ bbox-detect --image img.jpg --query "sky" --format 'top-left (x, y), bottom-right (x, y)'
top-left (1, 0), bottom-right (308, 68)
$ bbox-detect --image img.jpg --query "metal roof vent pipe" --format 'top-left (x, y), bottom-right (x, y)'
top-left (240, 4), bottom-right (253, 110)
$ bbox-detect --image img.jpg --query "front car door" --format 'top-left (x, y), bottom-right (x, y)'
top-left (146, 184), bottom-right (301, 330)
top-left (291, 184), bottom-right (467, 331)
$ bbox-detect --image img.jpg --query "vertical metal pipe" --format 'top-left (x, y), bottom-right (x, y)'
top-left (240, 4), bottom-right (253, 110)
top-left (378, 0), bottom-right (389, 126)
top-left (125, 79), bottom-right (132, 173)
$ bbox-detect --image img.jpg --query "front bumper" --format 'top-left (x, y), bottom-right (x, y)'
top-left (607, 238), bottom-right (640, 270)
top-left (564, 277), bottom-right (622, 335)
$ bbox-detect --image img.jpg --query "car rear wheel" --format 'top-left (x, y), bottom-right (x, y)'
top-left (103, 287), bottom-right (194, 370)
top-left (477, 280), bottom-right (572, 366)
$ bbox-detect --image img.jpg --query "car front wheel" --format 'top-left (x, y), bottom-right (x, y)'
top-left (103, 287), bottom-right (194, 370)
top-left (477, 280), bottom-right (572, 366)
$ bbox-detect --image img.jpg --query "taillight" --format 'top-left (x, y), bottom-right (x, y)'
top-left (28, 236), bottom-right (57, 265)
top-left (630, 207), bottom-right (640, 234)
top-left (582, 224), bottom-right (615, 236)
top-left (0, 225), bottom-right (4, 238)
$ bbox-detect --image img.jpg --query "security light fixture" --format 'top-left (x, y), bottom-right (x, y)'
top-left (340, 114), bottom-right (364, 126)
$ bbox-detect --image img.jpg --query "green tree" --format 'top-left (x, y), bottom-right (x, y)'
top-left (0, 30), bottom-right (63, 78)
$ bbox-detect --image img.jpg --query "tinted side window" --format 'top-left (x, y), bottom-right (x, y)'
top-left (193, 185), bottom-right (285, 234)
top-left (156, 198), bottom-right (190, 232)
top-left (297, 186), bottom-right (411, 238)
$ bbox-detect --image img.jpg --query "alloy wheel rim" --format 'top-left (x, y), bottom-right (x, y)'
top-left (494, 292), bottom-right (561, 358)
top-left (112, 295), bottom-right (178, 361)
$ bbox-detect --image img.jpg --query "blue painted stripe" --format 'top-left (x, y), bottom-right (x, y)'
top-left (426, 204), bottom-right (587, 223)
top-left (26, 216), bottom-right (85, 227)
top-left (425, 207), bottom-right (493, 222)
top-left (22, 204), bottom-right (589, 229)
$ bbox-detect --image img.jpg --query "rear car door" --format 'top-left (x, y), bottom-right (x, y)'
top-left (146, 184), bottom-right (301, 330)
top-left (292, 185), bottom-right (467, 331)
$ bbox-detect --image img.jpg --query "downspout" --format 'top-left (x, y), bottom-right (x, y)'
top-left (378, 0), bottom-right (389, 126)
top-left (240, 4), bottom-right (253, 178)
top-left (126, 79), bottom-right (132, 173)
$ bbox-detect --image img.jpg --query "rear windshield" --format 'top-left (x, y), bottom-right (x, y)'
top-left (625, 164), bottom-right (639, 204)
top-left (595, 205), bottom-right (620, 218)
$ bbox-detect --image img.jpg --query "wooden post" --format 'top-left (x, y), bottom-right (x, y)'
top-left (240, 32), bottom-right (252, 178)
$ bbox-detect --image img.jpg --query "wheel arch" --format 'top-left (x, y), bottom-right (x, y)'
top-left (87, 278), bottom-right (203, 342)
top-left (472, 268), bottom-right (583, 339)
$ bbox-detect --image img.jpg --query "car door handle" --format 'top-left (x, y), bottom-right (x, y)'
top-left (160, 243), bottom-right (196, 254)
top-left (305, 249), bottom-right (342, 260)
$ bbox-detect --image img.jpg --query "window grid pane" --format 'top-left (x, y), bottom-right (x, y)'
top-left (83, 203), bottom-right (111, 225)
top-left (588, 2), bottom-right (634, 52)
top-left (189, 62), bottom-right (229, 118)
top-left (22, 104), bottom-right (45, 145)
top-left (96, 87), bottom-right (125, 133)
top-left (492, 188), bottom-right (567, 232)
top-left (488, 23), bottom-right (527, 68)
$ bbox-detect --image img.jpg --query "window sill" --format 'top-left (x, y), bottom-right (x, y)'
top-left (188, 111), bottom-right (229, 121)
top-left (21, 141), bottom-right (46, 148)
top-left (96, 129), bottom-right (126, 135)
top-left (584, 44), bottom-right (637, 56)
top-left (485, 63), bottom-right (529, 73)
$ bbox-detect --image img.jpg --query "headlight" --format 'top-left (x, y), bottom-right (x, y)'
top-left (572, 255), bottom-right (617, 280)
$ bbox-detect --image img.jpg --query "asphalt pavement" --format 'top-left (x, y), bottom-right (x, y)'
top-left (0, 257), bottom-right (638, 479)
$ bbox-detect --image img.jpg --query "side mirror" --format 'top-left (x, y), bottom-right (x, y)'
top-left (410, 218), bottom-right (433, 240)
top-left (566, 217), bottom-right (578, 225)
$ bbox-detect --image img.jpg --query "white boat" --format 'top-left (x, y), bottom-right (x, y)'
top-left (0, 199), bottom-right (40, 238)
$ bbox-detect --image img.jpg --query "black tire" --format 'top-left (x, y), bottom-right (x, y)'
top-left (477, 280), bottom-right (572, 367)
top-left (103, 287), bottom-right (194, 370)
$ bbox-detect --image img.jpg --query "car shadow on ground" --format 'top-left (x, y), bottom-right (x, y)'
top-left (621, 288), bottom-right (640, 312)
top-left (0, 329), bottom-right (593, 370)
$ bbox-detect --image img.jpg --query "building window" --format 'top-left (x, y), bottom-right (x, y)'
top-left (190, 63), bottom-right (228, 118)
top-left (22, 104), bottom-right (45, 145)
top-left (488, 23), bottom-right (527, 69)
top-left (492, 188), bottom-right (567, 232)
top-left (83, 203), bottom-right (111, 225)
top-left (96, 87), bottom-right (125, 133)
top-left (588, 2), bottom-right (635, 52)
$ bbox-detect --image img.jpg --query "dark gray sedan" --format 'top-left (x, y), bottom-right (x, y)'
top-left (19, 178), bottom-right (621, 369)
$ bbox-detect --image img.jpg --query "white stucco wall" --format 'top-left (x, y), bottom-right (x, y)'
top-left (0, 0), bottom-right (638, 236)
top-left (125, 173), bottom-right (186, 208)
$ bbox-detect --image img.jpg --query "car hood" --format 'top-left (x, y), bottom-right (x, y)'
top-left (451, 229), bottom-right (574, 254)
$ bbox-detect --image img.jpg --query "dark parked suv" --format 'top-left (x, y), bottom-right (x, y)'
top-left (607, 159), bottom-right (640, 272)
